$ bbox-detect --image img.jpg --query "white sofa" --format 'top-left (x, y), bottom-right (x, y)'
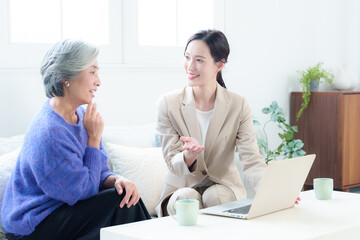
top-left (0, 124), bottom-right (253, 238)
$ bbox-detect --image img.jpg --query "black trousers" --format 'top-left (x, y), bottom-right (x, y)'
top-left (6, 188), bottom-right (151, 240)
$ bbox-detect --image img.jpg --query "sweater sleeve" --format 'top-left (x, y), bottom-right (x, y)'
top-left (35, 137), bottom-right (108, 206)
top-left (99, 140), bottom-right (114, 190)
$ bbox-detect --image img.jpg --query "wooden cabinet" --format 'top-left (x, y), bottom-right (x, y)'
top-left (290, 92), bottom-right (360, 191)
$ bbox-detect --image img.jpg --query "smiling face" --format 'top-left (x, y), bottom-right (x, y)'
top-left (65, 60), bottom-right (101, 105)
top-left (184, 40), bottom-right (222, 88)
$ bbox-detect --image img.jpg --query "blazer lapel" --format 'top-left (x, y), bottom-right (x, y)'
top-left (204, 85), bottom-right (230, 161)
top-left (180, 86), bottom-right (202, 143)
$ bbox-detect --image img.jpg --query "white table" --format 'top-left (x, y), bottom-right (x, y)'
top-left (101, 190), bottom-right (360, 240)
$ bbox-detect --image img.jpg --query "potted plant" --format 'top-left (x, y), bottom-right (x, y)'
top-left (254, 101), bottom-right (306, 164)
top-left (296, 62), bottom-right (334, 122)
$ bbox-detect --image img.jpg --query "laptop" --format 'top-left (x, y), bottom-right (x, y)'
top-left (200, 154), bottom-right (316, 219)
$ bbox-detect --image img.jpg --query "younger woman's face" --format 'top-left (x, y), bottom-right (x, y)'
top-left (183, 40), bottom-right (221, 88)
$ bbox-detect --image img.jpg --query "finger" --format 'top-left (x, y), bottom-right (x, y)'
top-left (96, 112), bottom-right (102, 122)
top-left (182, 142), bottom-right (192, 150)
top-left (196, 147), bottom-right (204, 153)
top-left (127, 191), bottom-right (139, 208)
top-left (82, 110), bottom-right (87, 123)
top-left (133, 195), bottom-right (140, 206)
top-left (91, 102), bottom-right (97, 118)
top-left (114, 181), bottom-right (123, 195)
top-left (189, 144), bottom-right (198, 152)
top-left (180, 136), bottom-right (191, 142)
top-left (195, 146), bottom-right (203, 152)
top-left (120, 188), bottom-right (133, 208)
top-left (86, 102), bottom-right (93, 117)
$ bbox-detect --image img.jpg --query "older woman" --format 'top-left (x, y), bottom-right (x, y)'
top-left (1, 40), bottom-right (150, 240)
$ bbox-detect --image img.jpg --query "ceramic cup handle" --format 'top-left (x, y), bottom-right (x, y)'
top-left (167, 202), bottom-right (177, 221)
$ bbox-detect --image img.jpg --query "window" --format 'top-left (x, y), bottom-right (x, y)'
top-left (0, 0), bottom-right (121, 68)
top-left (10, 0), bottom-right (109, 45)
top-left (0, 0), bottom-right (224, 68)
top-left (137, 0), bottom-right (214, 47)
top-left (123, 0), bottom-right (224, 64)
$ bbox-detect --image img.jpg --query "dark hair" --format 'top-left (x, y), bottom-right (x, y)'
top-left (185, 29), bottom-right (229, 88)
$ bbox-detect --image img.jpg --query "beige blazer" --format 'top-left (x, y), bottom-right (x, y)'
top-left (155, 84), bottom-right (267, 217)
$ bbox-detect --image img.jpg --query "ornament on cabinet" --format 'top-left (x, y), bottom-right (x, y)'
top-left (333, 64), bottom-right (359, 91)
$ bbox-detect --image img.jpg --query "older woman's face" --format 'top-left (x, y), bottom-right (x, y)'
top-left (67, 60), bottom-right (101, 105)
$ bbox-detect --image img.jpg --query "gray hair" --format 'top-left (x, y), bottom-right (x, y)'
top-left (40, 40), bottom-right (99, 98)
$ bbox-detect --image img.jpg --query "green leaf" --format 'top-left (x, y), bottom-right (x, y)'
top-left (288, 141), bottom-right (295, 148)
top-left (294, 140), bottom-right (304, 149)
top-left (271, 113), bottom-right (279, 122)
top-left (298, 149), bottom-right (306, 156)
top-left (271, 101), bottom-right (279, 110)
top-left (281, 145), bottom-right (291, 153)
top-left (253, 119), bottom-right (260, 126)
top-left (291, 126), bottom-right (298, 132)
top-left (285, 132), bottom-right (294, 141)
top-left (277, 143), bottom-right (284, 152)
top-left (278, 117), bottom-right (285, 123)
top-left (262, 107), bottom-right (270, 114)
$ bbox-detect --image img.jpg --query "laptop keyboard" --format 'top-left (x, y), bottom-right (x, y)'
top-left (224, 204), bottom-right (251, 215)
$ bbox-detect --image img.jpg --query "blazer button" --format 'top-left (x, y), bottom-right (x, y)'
top-left (201, 170), bottom-right (207, 175)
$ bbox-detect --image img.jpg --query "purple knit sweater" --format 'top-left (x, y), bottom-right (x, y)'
top-left (0, 100), bottom-right (113, 235)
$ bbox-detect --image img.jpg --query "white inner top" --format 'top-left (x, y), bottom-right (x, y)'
top-left (196, 108), bottom-right (214, 146)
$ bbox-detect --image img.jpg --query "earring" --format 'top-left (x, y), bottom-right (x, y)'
top-left (64, 81), bottom-right (70, 88)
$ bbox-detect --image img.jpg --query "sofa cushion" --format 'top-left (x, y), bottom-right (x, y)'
top-left (0, 134), bottom-right (24, 156)
top-left (102, 124), bottom-right (157, 149)
top-left (105, 143), bottom-right (166, 217)
top-left (0, 148), bottom-right (21, 237)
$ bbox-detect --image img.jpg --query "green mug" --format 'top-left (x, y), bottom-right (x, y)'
top-left (313, 178), bottom-right (333, 200)
top-left (167, 199), bottom-right (199, 226)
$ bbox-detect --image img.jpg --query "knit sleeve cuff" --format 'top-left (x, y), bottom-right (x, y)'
top-left (100, 172), bottom-right (114, 190)
top-left (84, 147), bottom-right (107, 170)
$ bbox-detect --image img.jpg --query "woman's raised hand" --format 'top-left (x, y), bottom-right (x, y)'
top-left (83, 102), bottom-right (104, 149)
top-left (180, 136), bottom-right (205, 167)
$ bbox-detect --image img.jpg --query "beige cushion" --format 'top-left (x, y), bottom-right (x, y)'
top-left (105, 143), bottom-right (166, 216)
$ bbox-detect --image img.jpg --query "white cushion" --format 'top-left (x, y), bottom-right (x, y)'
top-left (0, 134), bottom-right (24, 156)
top-left (0, 148), bottom-right (21, 236)
top-left (105, 143), bottom-right (166, 217)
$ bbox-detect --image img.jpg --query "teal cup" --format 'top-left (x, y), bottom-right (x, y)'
top-left (314, 178), bottom-right (333, 200)
top-left (167, 199), bottom-right (199, 226)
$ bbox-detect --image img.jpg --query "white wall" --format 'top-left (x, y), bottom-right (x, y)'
top-left (1, 0), bottom-right (360, 147)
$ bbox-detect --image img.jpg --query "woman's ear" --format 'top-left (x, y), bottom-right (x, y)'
top-left (216, 59), bottom-right (226, 72)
